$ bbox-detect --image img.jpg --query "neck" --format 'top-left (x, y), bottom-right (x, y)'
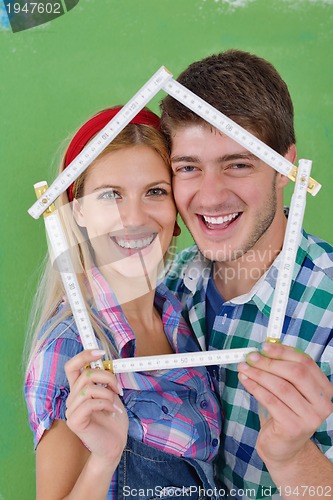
top-left (91, 264), bottom-right (173, 357)
top-left (98, 264), bottom-right (159, 306)
top-left (114, 283), bottom-right (173, 357)
top-left (214, 209), bottom-right (287, 300)
top-left (120, 290), bottom-right (156, 324)
top-left (97, 263), bottom-right (161, 325)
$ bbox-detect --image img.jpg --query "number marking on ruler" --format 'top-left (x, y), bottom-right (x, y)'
top-left (266, 159), bottom-right (312, 342)
top-left (35, 181), bottom-right (258, 372)
top-left (162, 79), bottom-right (320, 196)
top-left (105, 347), bottom-right (257, 373)
top-left (35, 181), bottom-right (104, 369)
top-left (28, 67), bottom-right (320, 220)
top-left (30, 68), bottom-right (320, 372)
top-left (28, 67), bottom-right (173, 219)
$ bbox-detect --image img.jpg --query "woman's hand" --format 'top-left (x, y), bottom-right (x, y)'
top-left (65, 349), bottom-right (129, 465)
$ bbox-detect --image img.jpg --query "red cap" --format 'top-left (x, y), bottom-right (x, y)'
top-left (64, 107), bottom-right (160, 201)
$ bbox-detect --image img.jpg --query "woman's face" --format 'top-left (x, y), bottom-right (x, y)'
top-left (73, 144), bottom-right (176, 280)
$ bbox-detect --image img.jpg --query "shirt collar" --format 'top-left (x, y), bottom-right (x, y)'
top-left (183, 253), bottom-right (213, 294)
top-left (91, 267), bottom-right (183, 356)
top-left (251, 230), bottom-right (308, 315)
top-left (183, 231), bottom-right (309, 316)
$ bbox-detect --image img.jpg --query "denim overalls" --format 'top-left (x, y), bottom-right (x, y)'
top-left (115, 436), bottom-right (224, 499)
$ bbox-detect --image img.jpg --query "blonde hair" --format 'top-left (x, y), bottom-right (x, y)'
top-left (25, 118), bottom-right (174, 376)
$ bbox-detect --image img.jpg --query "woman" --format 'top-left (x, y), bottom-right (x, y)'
top-left (24, 107), bottom-right (223, 499)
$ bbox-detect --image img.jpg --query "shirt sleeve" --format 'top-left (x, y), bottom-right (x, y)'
top-left (314, 343), bottom-right (333, 462)
top-left (24, 323), bottom-right (84, 449)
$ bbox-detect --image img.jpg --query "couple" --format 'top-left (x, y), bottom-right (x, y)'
top-left (25, 50), bottom-right (333, 500)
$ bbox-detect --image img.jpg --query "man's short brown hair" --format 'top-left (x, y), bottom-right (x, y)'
top-left (160, 49), bottom-right (295, 156)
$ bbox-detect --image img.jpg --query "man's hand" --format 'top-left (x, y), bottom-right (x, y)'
top-left (237, 342), bottom-right (333, 466)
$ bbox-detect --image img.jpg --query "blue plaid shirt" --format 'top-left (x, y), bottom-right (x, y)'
top-left (165, 230), bottom-right (333, 499)
top-left (25, 276), bottom-right (222, 499)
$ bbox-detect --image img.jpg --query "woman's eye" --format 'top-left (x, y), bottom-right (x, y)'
top-left (98, 190), bottom-right (120, 200)
top-left (147, 187), bottom-right (168, 196)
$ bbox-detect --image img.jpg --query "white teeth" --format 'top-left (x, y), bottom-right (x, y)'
top-left (115, 235), bottom-right (155, 249)
top-left (203, 213), bottom-right (239, 224)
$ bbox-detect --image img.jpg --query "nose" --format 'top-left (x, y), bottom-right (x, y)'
top-left (197, 170), bottom-right (230, 209)
top-left (119, 197), bottom-right (148, 228)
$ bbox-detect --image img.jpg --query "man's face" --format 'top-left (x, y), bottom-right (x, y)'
top-left (171, 124), bottom-right (290, 263)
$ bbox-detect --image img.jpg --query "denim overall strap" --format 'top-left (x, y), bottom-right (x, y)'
top-left (117, 436), bottom-right (222, 500)
top-left (184, 456), bottom-right (222, 498)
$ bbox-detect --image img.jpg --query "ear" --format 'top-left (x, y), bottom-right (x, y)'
top-left (276, 144), bottom-right (297, 189)
top-left (72, 198), bottom-right (87, 228)
top-left (285, 143), bottom-right (297, 164)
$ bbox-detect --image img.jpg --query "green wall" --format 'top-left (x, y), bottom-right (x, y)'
top-left (1, 0), bottom-right (332, 497)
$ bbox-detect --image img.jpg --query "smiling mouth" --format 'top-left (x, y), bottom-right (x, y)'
top-left (111, 234), bottom-right (157, 250)
top-left (201, 212), bottom-right (241, 229)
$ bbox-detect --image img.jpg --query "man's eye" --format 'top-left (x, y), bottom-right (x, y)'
top-left (98, 190), bottom-right (120, 200)
top-left (175, 165), bottom-right (197, 173)
top-left (229, 163), bottom-right (250, 170)
top-left (147, 188), bottom-right (168, 196)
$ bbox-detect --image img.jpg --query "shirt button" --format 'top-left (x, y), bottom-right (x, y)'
top-left (200, 400), bottom-right (208, 409)
top-left (212, 438), bottom-right (219, 447)
top-left (161, 405), bottom-right (169, 414)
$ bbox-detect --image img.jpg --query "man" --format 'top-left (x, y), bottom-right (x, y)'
top-left (160, 50), bottom-right (333, 499)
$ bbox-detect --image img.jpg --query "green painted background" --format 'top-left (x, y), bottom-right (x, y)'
top-left (1, 0), bottom-right (332, 497)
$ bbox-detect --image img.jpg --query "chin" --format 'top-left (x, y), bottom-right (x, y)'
top-left (114, 251), bottom-right (166, 279)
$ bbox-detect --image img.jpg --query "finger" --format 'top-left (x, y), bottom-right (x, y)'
top-left (246, 347), bottom-right (333, 405)
top-left (243, 350), bottom-right (333, 414)
top-left (238, 360), bottom-right (333, 429)
top-left (66, 383), bottom-right (121, 416)
top-left (238, 372), bottom-right (305, 435)
top-left (66, 399), bottom-right (124, 432)
top-left (65, 369), bottom-right (123, 411)
top-left (259, 342), bottom-right (312, 362)
top-left (77, 368), bottom-right (123, 395)
top-left (238, 370), bottom-right (330, 445)
top-left (259, 343), bottom-right (330, 389)
top-left (65, 349), bottom-right (106, 387)
top-left (238, 361), bottom-right (320, 421)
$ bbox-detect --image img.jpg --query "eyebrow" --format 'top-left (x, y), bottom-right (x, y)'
top-left (91, 180), bottom-right (171, 193)
top-left (171, 152), bottom-right (259, 163)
